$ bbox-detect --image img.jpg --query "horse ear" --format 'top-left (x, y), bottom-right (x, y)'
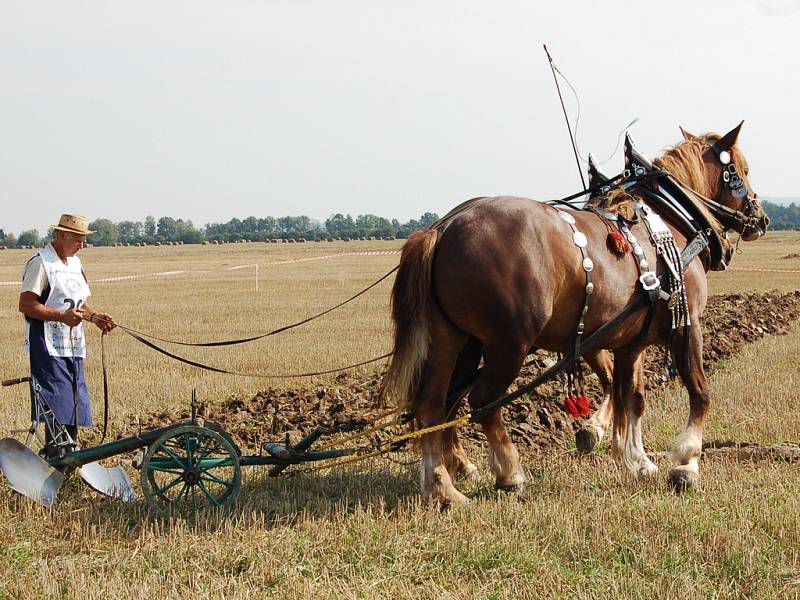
top-left (718, 120), bottom-right (744, 149)
top-left (679, 126), bottom-right (696, 141)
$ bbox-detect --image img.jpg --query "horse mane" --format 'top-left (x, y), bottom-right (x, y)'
top-left (652, 133), bottom-right (745, 233)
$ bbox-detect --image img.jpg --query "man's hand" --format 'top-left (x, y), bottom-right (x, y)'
top-left (89, 312), bottom-right (116, 333)
top-left (60, 308), bottom-right (84, 327)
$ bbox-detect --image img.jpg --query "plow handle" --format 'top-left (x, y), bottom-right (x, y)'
top-left (2, 377), bottom-right (31, 387)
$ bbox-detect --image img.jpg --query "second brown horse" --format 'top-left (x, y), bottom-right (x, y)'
top-left (381, 123), bottom-right (769, 506)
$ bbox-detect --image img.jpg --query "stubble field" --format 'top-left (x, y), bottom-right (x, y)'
top-left (0, 234), bottom-right (799, 599)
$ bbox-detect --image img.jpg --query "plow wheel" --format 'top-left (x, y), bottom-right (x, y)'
top-left (140, 425), bottom-right (241, 517)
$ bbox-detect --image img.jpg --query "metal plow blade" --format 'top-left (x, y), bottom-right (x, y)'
top-left (0, 438), bottom-right (64, 507)
top-left (80, 461), bottom-right (135, 502)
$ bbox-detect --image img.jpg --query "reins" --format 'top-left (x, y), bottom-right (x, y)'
top-left (118, 265), bottom-right (399, 347)
top-left (90, 265), bottom-right (401, 380)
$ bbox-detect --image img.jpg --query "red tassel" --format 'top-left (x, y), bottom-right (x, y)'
top-left (564, 396), bottom-right (580, 417)
top-left (576, 395), bottom-right (591, 417)
top-left (608, 230), bottom-right (630, 255)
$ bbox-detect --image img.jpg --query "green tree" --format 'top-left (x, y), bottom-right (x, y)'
top-left (418, 212), bottom-right (439, 228)
top-left (157, 217), bottom-right (178, 241)
top-left (144, 215), bottom-right (157, 240)
top-left (325, 214), bottom-right (355, 236)
top-left (17, 229), bottom-right (40, 247)
top-left (117, 221), bottom-right (143, 244)
top-left (88, 218), bottom-right (118, 246)
top-left (0, 229), bottom-right (16, 248)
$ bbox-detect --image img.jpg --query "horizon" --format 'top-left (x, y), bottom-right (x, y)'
top-left (3, 197), bottom-right (799, 239)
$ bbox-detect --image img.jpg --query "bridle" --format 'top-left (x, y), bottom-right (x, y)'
top-left (684, 142), bottom-right (764, 235)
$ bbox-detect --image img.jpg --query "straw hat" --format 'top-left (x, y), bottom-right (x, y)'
top-left (49, 214), bottom-right (95, 236)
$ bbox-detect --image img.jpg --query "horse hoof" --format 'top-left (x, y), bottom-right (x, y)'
top-left (575, 428), bottom-right (598, 454)
top-left (430, 487), bottom-right (470, 509)
top-left (668, 468), bottom-right (700, 494)
top-left (637, 462), bottom-right (659, 479)
top-left (495, 481), bottom-right (528, 501)
top-left (461, 464), bottom-right (481, 482)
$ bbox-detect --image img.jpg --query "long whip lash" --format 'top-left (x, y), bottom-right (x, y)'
top-left (544, 44), bottom-right (586, 191)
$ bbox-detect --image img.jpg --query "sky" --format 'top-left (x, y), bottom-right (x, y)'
top-left (2, 0), bottom-right (799, 235)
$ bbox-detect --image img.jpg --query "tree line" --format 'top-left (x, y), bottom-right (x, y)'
top-left (0, 213), bottom-right (441, 248)
top-left (762, 201), bottom-right (800, 231)
top-left (3, 202), bottom-right (799, 249)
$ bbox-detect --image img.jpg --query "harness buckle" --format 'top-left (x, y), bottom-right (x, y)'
top-left (639, 271), bottom-right (659, 291)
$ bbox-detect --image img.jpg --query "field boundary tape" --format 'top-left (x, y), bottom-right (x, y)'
top-left (265, 250), bottom-right (400, 265)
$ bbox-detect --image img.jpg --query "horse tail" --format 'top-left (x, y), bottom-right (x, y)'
top-left (381, 228), bottom-right (440, 411)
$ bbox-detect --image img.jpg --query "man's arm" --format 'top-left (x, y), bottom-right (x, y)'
top-left (19, 291), bottom-right (83, 327)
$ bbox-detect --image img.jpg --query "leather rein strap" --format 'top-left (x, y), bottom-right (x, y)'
top-left (116, 323), bottom-right (392, 378)
top-left (121, 265), bottom-right (398, 347)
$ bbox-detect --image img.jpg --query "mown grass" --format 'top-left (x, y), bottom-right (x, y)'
top-left (0, 234), bottom-right (798, 599)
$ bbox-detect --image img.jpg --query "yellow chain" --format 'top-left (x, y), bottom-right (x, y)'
top-left (318, 406), bottom-right (403, 450)
top-left (299, 414), bottom-right (471, 474)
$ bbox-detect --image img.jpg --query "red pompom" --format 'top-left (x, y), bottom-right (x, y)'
top-left (564, 396), bottom-right (580, 417)
top-left (608, 230), bottom-right (631, 254)
top-left (576, 395), bottom-right (592, 417)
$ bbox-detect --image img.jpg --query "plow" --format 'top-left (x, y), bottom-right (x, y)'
top-left (0, 376), bottom-right (354, 515)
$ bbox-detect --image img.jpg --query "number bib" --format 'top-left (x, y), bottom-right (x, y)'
top-left (24, 244), bottom-right (91, 357)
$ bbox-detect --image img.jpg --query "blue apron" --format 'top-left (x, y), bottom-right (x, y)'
top-left (28, 318), bottom-right (92, 427)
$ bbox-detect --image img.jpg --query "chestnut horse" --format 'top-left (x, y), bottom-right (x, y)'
top-left (382, 123), bottom-right (769, 506)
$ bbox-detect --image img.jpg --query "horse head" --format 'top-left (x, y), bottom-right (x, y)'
top-left (677, 122), bottom-right (769, 242)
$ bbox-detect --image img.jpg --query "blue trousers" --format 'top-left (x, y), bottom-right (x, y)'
top-left (28, 319), bottom-right (92, 427)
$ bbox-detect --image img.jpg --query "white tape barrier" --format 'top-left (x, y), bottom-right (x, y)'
top-left (0, 251), bottom-right (400, 286)
top-left (265, 250), bottom-right (400, 265)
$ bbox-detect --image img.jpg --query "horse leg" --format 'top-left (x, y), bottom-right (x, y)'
top-left (414, 313), bottom-right (470, 507)
top-left (468, 343), bottom-right (528, 492)
top-left (610, 350), bottom-right (627, 463)
top-left (442, 338), bottom-right (482, 480)
top-left (668, 321), bottom-right (707, 493)
top-left (576, 349), bottom-right (614, 453)
top-left (616, 349), bottom-right (659, 479)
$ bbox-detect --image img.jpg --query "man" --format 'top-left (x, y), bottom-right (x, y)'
top-left (18, 214), bottom-right (116, 450)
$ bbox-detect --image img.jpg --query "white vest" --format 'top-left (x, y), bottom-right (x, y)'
top-left (24, 244), bottom-right (91, 357)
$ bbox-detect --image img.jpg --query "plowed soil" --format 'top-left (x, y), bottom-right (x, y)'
top-left (121, 291), bottom-right (800, 453)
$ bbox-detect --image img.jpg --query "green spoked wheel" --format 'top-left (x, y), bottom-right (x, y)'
top-left (140, 425), bottom-right (241, 517)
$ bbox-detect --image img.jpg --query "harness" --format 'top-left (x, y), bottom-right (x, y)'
top-left (547, 131), bottom-right (755, 386)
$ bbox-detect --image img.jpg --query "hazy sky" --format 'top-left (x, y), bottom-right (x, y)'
top-left (2, 1), bottom-right (799, 235)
